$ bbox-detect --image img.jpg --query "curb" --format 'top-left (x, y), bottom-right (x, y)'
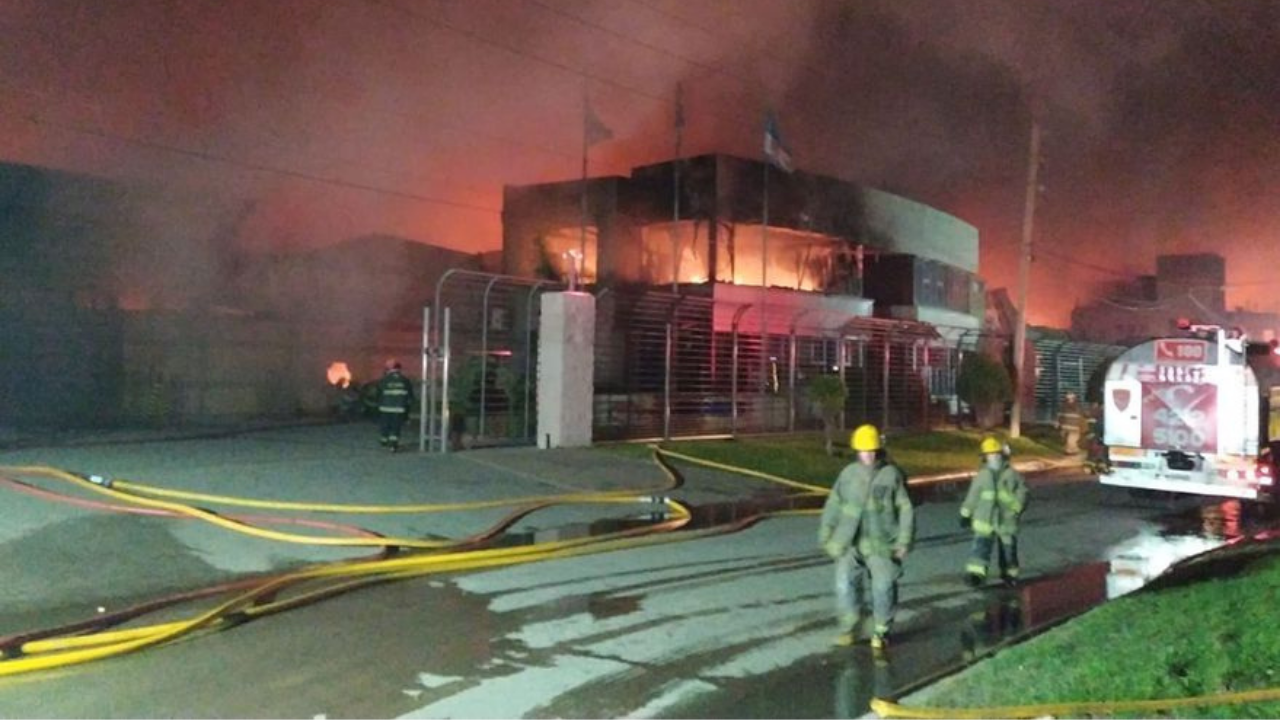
top-left (908, 456), bottom-right (1084, 487)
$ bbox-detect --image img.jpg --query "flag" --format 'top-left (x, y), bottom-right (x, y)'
top-left (763, 112), bottom-right (793, 173)
top-left (585, 99), bottom-right (613, 147)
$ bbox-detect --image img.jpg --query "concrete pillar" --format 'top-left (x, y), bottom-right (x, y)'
top-left (537, 292), bottom-right (596, 448)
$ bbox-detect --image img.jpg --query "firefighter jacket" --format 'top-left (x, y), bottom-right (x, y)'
top-left (960, 462), bottom-right (1027, 537)
top-left (818, 460), bottom-right (914, 558)
top-left (1058, 402), bottom-right (1085, 432)
top-left (376, 371), bottom-right (415, 414)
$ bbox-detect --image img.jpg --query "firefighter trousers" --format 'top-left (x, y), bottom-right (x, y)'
top-left (966, 532), bottom-right (1019, 580)
top-left (379, 411), bottom-right (407, 448)
top-left (834, 550), bottom-right (901, 636)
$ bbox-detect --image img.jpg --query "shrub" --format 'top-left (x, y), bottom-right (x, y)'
top-left (806, 374), bottom-right (847, 456)
top-left (957, 352), bottom-right (1013, 429)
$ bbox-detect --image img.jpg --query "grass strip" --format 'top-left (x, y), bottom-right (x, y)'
top-left (906, 543), bottom-right (1280, 719)
top-left (603, 427), bottom-right (1065, 487)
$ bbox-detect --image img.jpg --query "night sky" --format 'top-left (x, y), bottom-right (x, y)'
top-left (3, 0), bottom-right (1277, 326)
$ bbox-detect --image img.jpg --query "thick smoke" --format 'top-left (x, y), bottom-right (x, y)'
top-left (1, 0), bottom-right (1277, 326)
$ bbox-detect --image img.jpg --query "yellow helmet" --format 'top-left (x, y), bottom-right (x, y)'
top-left (850, 424), bottom-right (882, 452)
top-left (979, 436), bottom-right (1004, 455)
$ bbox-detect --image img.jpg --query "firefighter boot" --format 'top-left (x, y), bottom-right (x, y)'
top-left (870, 632), bottom-right (888, 651)
top-left (869, 621), bottom-right (890, 651)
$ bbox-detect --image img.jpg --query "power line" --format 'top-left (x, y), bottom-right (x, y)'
top-left (361, 0), bottom-right (673, 108)
top-left (5, 109), bottom-right (502, 215)
top-left (1038, 245), bottom-right (1279, 291)
top-left (358, 0), bottom-right (777, 143)
top-left (525, 0), bottom-right (763, 103)
top-left (1035, 247), bottom-right (1136, 278)
top-left (627, 0), bottom-right (843, 91)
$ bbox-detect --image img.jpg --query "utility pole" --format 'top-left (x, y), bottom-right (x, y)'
top-left (1010, 118), bottom-right (1040, 439)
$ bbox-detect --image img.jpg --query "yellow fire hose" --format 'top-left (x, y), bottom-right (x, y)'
top-left (13, 446), bottom-right (1280, 716)
top-left (1, 466), bottom-right (676, 551)
top-left (650, 447), bottom-right (830, 494)
top-left (870, 687), bottom-right (1280, 719)
top-left (0, 493), bottom-right (700, 674)
top-left (104, 478), bottom-right (674, 515)
top-left (0, 446), bottom-right (804, 676)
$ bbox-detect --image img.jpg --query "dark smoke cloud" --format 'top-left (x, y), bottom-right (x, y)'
top-left (1, 0), bottom-right (1277, 325)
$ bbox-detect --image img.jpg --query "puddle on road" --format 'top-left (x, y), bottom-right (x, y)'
top-left (490, 493), bottom-right (825, 548)
top-left (655, 563), bottom-right (1114, 719)
top-left (492, 517), bottom-right (659, 547)
top-left (488, 495), bottom-right (1278, 718)
top-left (1105, 499), bottom-right (1279, 598)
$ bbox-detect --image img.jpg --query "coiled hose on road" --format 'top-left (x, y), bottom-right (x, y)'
top-left (0, 447), bottom-right (815, 677)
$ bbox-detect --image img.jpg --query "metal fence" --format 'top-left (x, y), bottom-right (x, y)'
top-left (1032, 337), bottom-right (1126, 423)
top-left (593, 288), bottom-right (960, 441)
top-left (421, 277), bottom-right (982, 450)
top-left (420, 270), bottom-right (562, 452)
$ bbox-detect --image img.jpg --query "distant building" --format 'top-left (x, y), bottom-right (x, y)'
top-left (237, 234), bottom-right (484, 329)
top-left (0, 160), bottom-right (483, 430)
top-left (1071, 252), bottom-right (1278, 345)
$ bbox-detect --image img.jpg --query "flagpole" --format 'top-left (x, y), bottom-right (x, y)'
top-left (761, 151), bottom-right (769, 393)
top-left (672, 82), bottom-right (683, 294)
top-left (580, 90), bottom-right (589, 275)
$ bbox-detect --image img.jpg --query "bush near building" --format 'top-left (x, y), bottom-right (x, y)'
top-left (957, 353), bottom-right (1013, 429)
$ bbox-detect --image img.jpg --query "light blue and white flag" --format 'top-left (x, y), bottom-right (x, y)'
top-left (763, 112), bottom-right (793, 173)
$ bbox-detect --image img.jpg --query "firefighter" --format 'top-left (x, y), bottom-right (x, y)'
top-left (959, 437), bottom-right (1028, 587)
top-left (1057, 392), bottom-right (1085, 454)
top-left (818, 424), bottom-right (915, 650)
top-left (375, 359), bottom-right (415, 452)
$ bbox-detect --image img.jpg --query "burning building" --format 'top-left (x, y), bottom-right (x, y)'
top-left (500, 154), bottom-right (986, 437)
top-left (504, 154), bottom-right (984, 335)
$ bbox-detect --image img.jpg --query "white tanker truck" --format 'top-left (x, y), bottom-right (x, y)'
top-left (1099, 324), bottom-right (1277, 501)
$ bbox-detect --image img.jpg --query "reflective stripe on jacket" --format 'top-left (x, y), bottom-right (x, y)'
top-left (377, 372), bottom-right (415, 414)
top-left (818, 460), bottom-right (914, 557)
top-left (960, 463), bottom-right (1027, 536)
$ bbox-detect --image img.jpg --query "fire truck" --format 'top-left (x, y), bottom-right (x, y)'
top-left (1099, 324), bottom-right (1278, 501)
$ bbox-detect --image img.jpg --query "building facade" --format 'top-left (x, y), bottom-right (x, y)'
top-left (500, 154), bottom-right (986, 437)
top-left (1072, 252), bottom-right (1279, 345)
top-left (503, 154), bottom-right (984, 335)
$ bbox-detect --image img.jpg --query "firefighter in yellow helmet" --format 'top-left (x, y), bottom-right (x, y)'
top-left (817, 424), bottom-right (915, 650)
top-left (959, 436), bottom-right (1028, 586)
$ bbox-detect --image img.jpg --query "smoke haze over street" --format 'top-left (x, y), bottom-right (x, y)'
top-left (3, 0), bottom-right (1277, 326)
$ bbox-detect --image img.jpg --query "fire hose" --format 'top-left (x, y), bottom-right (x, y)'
top-left (0, 447), bottom-right (811, 677)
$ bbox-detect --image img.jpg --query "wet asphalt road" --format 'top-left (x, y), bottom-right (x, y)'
top-left (0, 429), bottom-right (1260, 718)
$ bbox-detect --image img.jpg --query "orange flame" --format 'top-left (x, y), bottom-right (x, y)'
top-left (327, 362), bottom-right (352, 388)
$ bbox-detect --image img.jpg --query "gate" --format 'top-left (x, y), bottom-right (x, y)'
top-left (420, 270), bottom-right (562, 452)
